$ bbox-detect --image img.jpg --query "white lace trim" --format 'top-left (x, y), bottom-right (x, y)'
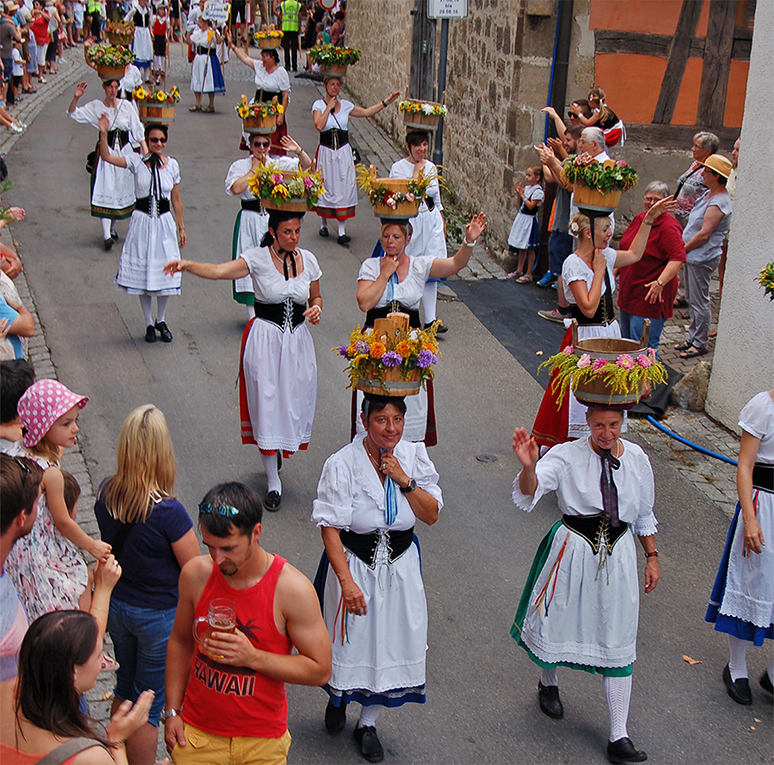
top-left (719, 588), bottom-right (774, 629)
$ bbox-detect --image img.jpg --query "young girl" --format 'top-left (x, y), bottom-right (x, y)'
top-left (571, 86), bottom-right (625, 148)
top-left (6, 379), bottom-right (111, 621)
top-left (507, 165), bottom-right (544, 283)
top-left (151, 4), bottom-right (169, 86)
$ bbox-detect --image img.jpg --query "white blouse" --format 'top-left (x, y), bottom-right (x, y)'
top-left (312, 432), bottom-right (444, 533)
top-left (739, 391), bottom-right (774, 464)
top-left (357, 256), bottom-right (434, 310)
top-left (312, 99), bottom-right (354, 131)
top-left (512, 437), bottom-right (658, 536)
top-left (125, 153), bottom-right (180, 199)
top-left (561, 247), bottom-right (617, 305)
top-left (224, 156), bottom-right (300, 201)
top-left (241, 247), bottom-right (321, 304)
top-left (69, 99), bottom-right (144, 147)
top-left (252, 60), bottom-right (290, 94)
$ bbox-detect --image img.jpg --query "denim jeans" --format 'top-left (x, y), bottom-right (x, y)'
top-left (619, 310), bottom-right (666, 352)
top-left (108, 600), bottom-right (177, 726)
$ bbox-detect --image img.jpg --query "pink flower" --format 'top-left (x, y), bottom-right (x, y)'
top-left (271, 174), bottom-right (284, 184)
top-left (592, 358), bottom-right (607, 371)
top-left (405, 192), bottom-right (415, 202)
top-left (647, 347), bottom-right (657, 361)
top-left (561, 344), bottom-right (574, 354)
top-left (303, 176), bottom-right (314, 189)
top-left (616, 354), bottom-right (635, 369)
top-left (577, 353), bottom-right (591, 368)
top-left (617, 160), bottom-right (628, 167)
top-left (636, 354), bottom-right (652, 368)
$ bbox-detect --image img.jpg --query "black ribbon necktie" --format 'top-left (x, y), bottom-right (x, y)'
top-left (599, 448), bottom-right (621, 528)
top-left (277, 248), bottom-right (297, 281)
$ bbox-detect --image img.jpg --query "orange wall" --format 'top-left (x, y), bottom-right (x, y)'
top-left (589, 0), bottom-right (709, 37)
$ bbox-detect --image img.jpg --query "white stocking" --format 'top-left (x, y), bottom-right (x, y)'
top-left (727, 634), bottom-right (748, 680)
top-left (155, 296), bottom-right (169, 323)
top-left (101, 218), bottom-right (112, 239)
top-left (540, 668), bottom-right (558, 687)
top-left (337, 220), bottom-right (347, 237)
top-left (604, 675), bottom-right (632, 743)
top-left (139, 295), bottom-right (153, 327)
top-left (422, 281), bottom-right (438, 324)
top-left (260, 452), bottom-right (282, 494)
top-left (357, 705), bottom-right (381, 729)
top-left (246, 304), bottom-right (256, 320)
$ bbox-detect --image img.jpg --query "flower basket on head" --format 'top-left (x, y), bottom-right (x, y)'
top-left (336, 314), bottom-right (440, 396)
top-left (248, 162), bottom-right (325, 212)
top-left (254, 24), bottom-right (283, 48)
top-left (309, 44), bottom-right (361, 78)
top-left (562, 157), bottom-right (638, 214)
top-left (106, 20), bottom-right (135, 46)
top-left (134, 86), bottom-right (180, 125)
top-left (235, 94), bottom-right (284, 134)
top-left (399, 99), bottom-right (447, 131)
top-left (356, 164), bottom-right (431, 220)
top-left (539, 319), bottom-right (667, 408)
top-left (85, 43), bottom-right (134, 81)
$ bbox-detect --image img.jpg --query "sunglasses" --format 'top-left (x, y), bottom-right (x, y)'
top-left (198, 502), bottom-right (240, 517)
top-left (149, 137), bottom-right (167, 144)
top-left (252, 141), bottom-right (270, 148)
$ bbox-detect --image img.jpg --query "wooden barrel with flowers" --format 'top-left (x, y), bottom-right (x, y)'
top-left (371, 178), bottom-right (420, 219)
top-left (138, 104), bottom-right (175, 125)
top-left (255, 25), bottom-right (283, 48)
top-left (243, 114), bottom-right (277, 135)
top-left (252, 167), bottom-right (324, 213)
top-left (107, 32), bottom-right (134, 45)
top-left (572, 185), bottom-right (622, 214)
top-left (401, 98), bottom-right (445, 131)
top-left (95, 64), bottom-right (129, 82)
top-left (261, 196), bottom-right (309, 213)
top-left (320, 63), bottom-right (348, 78)
top-left (356, 366), bottom-right (422, 397)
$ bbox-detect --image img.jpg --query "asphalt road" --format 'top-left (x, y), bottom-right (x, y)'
top-left (8, 63), bottom-right (771, 764)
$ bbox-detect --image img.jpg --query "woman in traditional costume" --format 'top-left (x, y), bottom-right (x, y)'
top-left (69, 79), bottom-right (146, 250)
top-left (164, 210), bottom-right (321, 512)
top-left (125, 0), bottom-right (153, 81)
top-left (512, 405), bottom-right (659, 764)
top-left (706, 388), bottom-right (774, 704)
top-left (312, 394), bottom-right (441, 763)
top-left (188, 16), bottom-right (224, 112)
top-left (312, 76), bottom-right (399, 245)
top-left (225, 132), bottom-right (310, 319)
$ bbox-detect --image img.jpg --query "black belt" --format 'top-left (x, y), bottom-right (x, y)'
top-left (319, 128), bottom-right (349, 149)
top-left (134, 196), bottom-right (170, 215)
top-left (253, 299), bottom-right (305, 331)
top-left (196, 46), bottom-right (212, 55)
top-left (340, 527), bottom-right (414, 569)
top-left (254, 89), bottom-right (282, 103)
top-left (107, 129), bottom-right (130, 148)
top-left (520, 205), bottom-right (539, 216)
top-left (753, 462), bottom-right (774, 494)
top-left (569, 269), bottom-right (616, 326)
top-left (365, 303), bottom-right (421, 329)
top-left (562, 514), bottom-right (629, 555)
top-left (241, 199), bottom-right (264, 213)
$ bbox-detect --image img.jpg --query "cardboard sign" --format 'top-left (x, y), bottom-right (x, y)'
top-left (428, 0), bottom-right (469, 18)
top-left (203, 0), bottom-right (229, 24)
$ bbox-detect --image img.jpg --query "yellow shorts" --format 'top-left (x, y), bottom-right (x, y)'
top-left (171, 722), bottom-right (292, 765)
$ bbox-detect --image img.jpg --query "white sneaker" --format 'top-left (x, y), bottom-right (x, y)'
top-left (9, 123), bottom-right (23, 133)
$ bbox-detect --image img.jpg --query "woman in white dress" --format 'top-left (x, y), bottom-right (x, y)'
top-left (225, 132), bottom-right (311, 319)
top-left (98, 117), bottom-right (186, 344)
top-left (68, 79), bottom-right (146, 250)
top-left (512, 406), bottom-right (660, 764)
top-left (188, 16), bottom-right (224, 112)
top-left (355, 213), bottom-right (487, 445)
top-left (125, 0), bottom-right (153, 80)
top-left (229, 40), bottom-right (290, 154)
top-left (706, 388), bottom-right (774, 705)
top-left (389, 130), bottom-right (447, 332)
top-left (312, 77), bottom-right (400, 245)
top-left (164, 210), bottom-right (322, 512)
top-left (312, 394), bottom-right (442, 763)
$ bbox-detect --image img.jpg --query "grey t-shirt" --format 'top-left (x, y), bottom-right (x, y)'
top-left (0, 19), bottom-right (15, 59)
top-left (553, 185), bottom-right (571, 233)
top-left (682, 190), bottom-right (732, 265)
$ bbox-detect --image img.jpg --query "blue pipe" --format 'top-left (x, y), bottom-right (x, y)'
top-left (645, 415), bottom-right (738, 467)
top-left (544, 9), bottom-right (561, 144)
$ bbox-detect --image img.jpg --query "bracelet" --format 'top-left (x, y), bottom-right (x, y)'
top-left (464, 239), bottom-right (477, 247)
top-left (644, 550), bottom-right (658, 559)
top-left (381, 100), bottom-right (387, 108)
top-left (160, 708), bottom-right (181, 722)
top-left (91, 606), bottom-right (108, 615)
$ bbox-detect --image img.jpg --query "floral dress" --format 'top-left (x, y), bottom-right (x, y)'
top-left (5, 456), bottom-right (89, 622)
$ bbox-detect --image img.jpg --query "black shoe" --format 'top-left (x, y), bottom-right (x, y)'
top-left (537, 681), bottom-right (563, 719)
top-left (111, 229), bottom-right (119, 242)
top-left (144, 325), bottom-right (157, 343)
top-left (264, 490), bottom-right (282, 511)
top-left (723, 664), bottom-right (752, 704)
top-left (155, 321), bottom-right (173, 343)
top-left (103, 236), bottom-right (114, 251)
top-left (337, 234), bottom-right (351, 246)
top-left (760, 669), bottom-right (773, 694)
top-left (318, 227), bottom-right (329, 237)
top-left (353, 725), bottom-right (383, 763)
top-left (607, 737), bottom-right (647, 763)
top-left (324, 700), bottom-right (346, 734)
top-left (425, 320), bottom-right (448, 334)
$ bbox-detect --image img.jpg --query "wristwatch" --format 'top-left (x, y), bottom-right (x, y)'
top-left (160, 708), bottom-right (181, 722)
top-left (400, 478), bottom-right (417, 494)
top-left (656, 279), bottom-right (664, 287)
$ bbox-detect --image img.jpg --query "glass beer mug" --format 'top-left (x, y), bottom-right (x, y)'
top-left (193, 598), bottom-right (237, 659)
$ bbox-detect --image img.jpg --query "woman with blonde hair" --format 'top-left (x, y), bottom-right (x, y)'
top-left (94, 404), bottom-right (200, 764)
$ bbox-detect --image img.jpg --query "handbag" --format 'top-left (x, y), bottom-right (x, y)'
top-left (85, 144), bottom-right (98, 174)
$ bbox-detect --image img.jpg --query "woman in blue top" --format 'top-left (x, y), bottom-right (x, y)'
top-left (675, 154), bottom-right (733, 358)
top-left (95, 404), bottom-right (200, 764)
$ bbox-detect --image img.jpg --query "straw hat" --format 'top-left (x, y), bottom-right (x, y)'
top-left (18, 379), bottom-right (89, 448)
top-left (700, 154), bottom-right (733, 179)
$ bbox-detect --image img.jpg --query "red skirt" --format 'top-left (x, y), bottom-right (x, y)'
top-left (531, 326), bottom-right (572, 448)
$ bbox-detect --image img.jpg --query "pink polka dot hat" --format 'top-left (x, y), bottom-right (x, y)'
top-left (17, 379), bottom-right (89, 448)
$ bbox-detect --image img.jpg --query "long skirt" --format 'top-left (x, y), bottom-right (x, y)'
top-left (133, 27), bottom-right (153, 66)
top-left (190, 53), bottom-right (226, 94)
top-left (314, 143), bottom-right (356, 221)
top-left (90, 146), bottom-right (137, 219)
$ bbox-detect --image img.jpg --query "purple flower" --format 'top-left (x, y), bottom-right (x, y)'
top-left (577, 353), bottom-right (591, 368)
top-left (592, 358), bottom-right (607, 371)
top-left (381, 351), bottom-right (402, 367)
top-left (636, 354), bottom-right (652, 368)
top-left (416, 349), bottom-right (437, 368)
top-left (338, 344), bottom-right (349, 356)
top-left (356, 341), bottom-right (369, 355)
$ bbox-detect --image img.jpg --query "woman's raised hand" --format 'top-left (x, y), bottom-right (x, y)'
top-left (384, 91), bottom-right (401, 106)
top-left (379, 252), bottom-right (399, 278)
top-left (74, 80), bottom-right (88, 98)
top-left (98, 114), bottom-right (110, 133)
top-left (512, 427), bottom-right (539, 469)
top-left (280, 134), bottom-right (301, 154)
top-left (107, 690), bottom-right (154, 745)
top-left (464, 212), bottom-right (487, 243)
top-left (644, 194), bottom-right (677, 224)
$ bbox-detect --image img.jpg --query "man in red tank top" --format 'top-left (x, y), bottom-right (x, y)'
top-left (164, 482), bottom-right (331, 764)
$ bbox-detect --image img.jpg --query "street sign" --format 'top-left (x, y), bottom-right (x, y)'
top-left (203, 0), bottom-right (229, 24)
top-left (428, 0), bottom-right (469, 18)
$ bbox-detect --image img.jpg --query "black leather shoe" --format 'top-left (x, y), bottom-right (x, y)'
top-left (103, 236), bottom-right (114, 251)
top-left (607, 737), bottom-right (647, 763)
top-left (760, 669), bottom-right (773, 694)
top-left (337, 234), bottom-right (351, 246)
top-left (155, 321), bottom-right (173, 343)
top-left (318, 227), bottom-right (329, 237)
top-left (111, 229), bottom-right (120, 242)
top-left (538, 681), bottom-right (563, 718)
top-left (324, 700), bottom-right (346, 734)
top-left (144, 325), bottom-right (157, 343)
top-left (723, 664), bottom-right (752, 705)
top-left (353, 725), bottom-right (383, 763)
top-left (264, 491), bottom-right (282, 511)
